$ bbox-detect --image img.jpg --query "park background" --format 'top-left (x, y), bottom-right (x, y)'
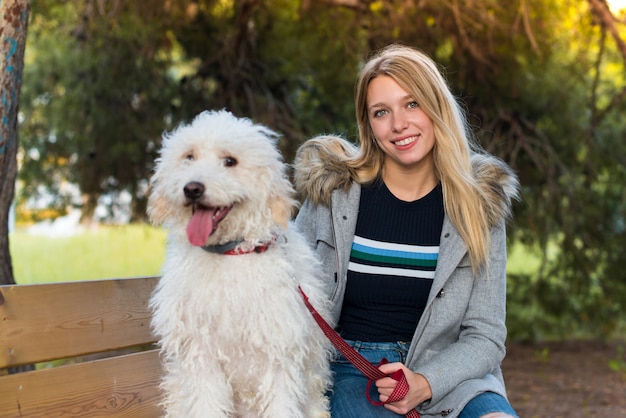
top-left (2, 1), bottom-right (626, 416)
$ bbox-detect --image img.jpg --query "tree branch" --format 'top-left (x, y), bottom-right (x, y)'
top-left (588, 0), bottom-right (626, 62)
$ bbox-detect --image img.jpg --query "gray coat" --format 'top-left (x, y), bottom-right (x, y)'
top-left (293, 139), bottom-right (519, 418)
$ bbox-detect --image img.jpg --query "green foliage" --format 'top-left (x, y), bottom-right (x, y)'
top-left (502, 3), bottom-right (626, 341)
top-left (21, 1), bottom-right (179, 222)
top-left (608, 344), bottom-right (626, 375)
top-left (163, 0), bottom-right (362, 158)
top-left (9, 224), bottom-right (166, 283)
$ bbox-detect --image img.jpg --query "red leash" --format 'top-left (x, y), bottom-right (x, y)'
top-left (299, 287), bottom-right (420, 418)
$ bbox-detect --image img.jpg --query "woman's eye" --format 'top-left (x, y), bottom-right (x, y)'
top-left (408, 101), bottom-right (419, 109)
top-left (224, 156), bottom-right (237, 167)
top-left (373, 109), bottom-right (387, 118)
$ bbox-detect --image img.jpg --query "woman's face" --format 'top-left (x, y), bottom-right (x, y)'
top-left (366, 75), bottom-right (436, 175)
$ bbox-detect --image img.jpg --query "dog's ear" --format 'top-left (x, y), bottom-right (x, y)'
top-left (270, 177), bottom-right (296, 230)
top-left (147, 177), bottom-right (169, 226)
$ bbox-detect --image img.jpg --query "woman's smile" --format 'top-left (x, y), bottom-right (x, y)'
top-left (392, 134), bottom-right (420, 148)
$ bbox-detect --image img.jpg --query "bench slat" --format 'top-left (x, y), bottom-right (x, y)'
top-left (0, 277), bottom-right (159, 368)
top-left (0, 349), bottom-right (163, 417)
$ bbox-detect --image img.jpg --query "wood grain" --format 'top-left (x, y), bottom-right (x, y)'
top-left (0, 277), bottom-right (159, 368)
top-left (0, 349), bottom-right (163, 417)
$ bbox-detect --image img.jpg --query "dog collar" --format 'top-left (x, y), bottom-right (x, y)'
top-left (201, 240), bottom-right (243, 254)
top-left (201, 235), bottom-right (278, 255)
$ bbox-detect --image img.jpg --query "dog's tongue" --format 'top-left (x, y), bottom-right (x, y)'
top-left (186, 207), bottom-right (217, 246)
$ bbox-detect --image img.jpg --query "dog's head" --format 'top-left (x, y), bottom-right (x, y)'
top-left (148, 110), bottom-right (296, 247)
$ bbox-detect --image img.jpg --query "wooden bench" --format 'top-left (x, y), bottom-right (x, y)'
top-left (0, 277), bottom-right (163, 417)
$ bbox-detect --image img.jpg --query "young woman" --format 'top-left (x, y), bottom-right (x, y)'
top-left (294, 44), bottom-right (520, 418)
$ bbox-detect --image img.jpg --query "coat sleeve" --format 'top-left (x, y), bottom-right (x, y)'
top-left (413, 221), bottom-right (509, 405)
top-left (294, 198), bottom-right (318, 248)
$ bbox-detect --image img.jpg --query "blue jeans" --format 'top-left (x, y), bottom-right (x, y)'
top-left (330, 340), bottom-right (518, 418)
top-left (458, 392), bottom-right (519, 418)
top-left (330, 340), bottom-right (409, 417)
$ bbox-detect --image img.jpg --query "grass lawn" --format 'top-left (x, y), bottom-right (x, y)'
top-left (9, 223), bottom-right (167, 284)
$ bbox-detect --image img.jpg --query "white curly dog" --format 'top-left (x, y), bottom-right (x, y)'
top-left (148, 110), bottom-right (332, 418)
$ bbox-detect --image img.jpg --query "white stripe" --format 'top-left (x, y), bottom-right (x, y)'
top-left (349, 261), bottom-right (436, 279)
top-left (353, 235), bottom-right (439, 254)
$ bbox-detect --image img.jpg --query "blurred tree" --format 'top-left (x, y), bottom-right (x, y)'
top-left (499, 0), bottom-right (626, 340)
top-left (20, 0), bottom-right (178, 224)
top-left (160, 0), bottom-right (362, 157)
top-left (18, 0), bottom-right (361, 222)
top-left (0, 0), bottom-right (30, 286)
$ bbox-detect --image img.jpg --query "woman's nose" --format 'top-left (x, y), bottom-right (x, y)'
top-left (392, 113), bottom-right (409, 132)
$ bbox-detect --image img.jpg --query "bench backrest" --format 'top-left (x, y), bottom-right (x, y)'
top-left (0, 277), bottom-right (163, 417)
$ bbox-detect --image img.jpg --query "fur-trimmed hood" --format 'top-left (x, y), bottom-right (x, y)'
top-left (293, 135), bottom-right (519, 226)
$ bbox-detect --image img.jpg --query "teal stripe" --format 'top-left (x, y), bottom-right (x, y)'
top-left (351, 249), bottom-right (437, 268)
top-left (352, 242), bottom-right (438, 259)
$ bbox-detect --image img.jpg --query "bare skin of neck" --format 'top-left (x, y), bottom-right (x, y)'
top-left (382, 164), bottom-right (438, 202)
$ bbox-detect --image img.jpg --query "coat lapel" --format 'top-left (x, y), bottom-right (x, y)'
top-left (426, 216), bottom-right (468, 306)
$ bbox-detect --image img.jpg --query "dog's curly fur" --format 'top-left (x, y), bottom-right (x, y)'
top-left (148, 110), bottom-right (332, 418)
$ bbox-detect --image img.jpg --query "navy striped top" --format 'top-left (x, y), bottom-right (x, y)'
top-left (338, 180), bottom-right (444, 342)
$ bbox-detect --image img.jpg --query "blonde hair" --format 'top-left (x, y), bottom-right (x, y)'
top-left (347, 44), bottom-right (492, 273)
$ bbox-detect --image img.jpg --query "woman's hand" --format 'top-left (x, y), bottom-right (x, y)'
top-left (376, 362), bottom-right (432, 415)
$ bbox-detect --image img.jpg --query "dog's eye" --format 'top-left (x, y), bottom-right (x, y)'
top-left (224, 156), bottom-right (237, 167)
top-left (185, 153), bottom-right (194, 161)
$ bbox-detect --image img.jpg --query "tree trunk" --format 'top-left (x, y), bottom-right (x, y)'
top-left (0, 0), bottom-right (30, 286)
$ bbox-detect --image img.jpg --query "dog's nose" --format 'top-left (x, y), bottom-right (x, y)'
top-left (183, 181), bottom-right (205, 201)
